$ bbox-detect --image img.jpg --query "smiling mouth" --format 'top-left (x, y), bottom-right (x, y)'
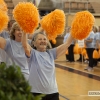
top-left (40, 44), bottom-right (46, 46)
top-left (18, 34), bottom-right (22, 37)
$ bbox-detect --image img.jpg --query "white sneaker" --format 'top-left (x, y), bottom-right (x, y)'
top-left (84, 66), bottom-right (89, 70)
top-left (84, 60), bottom-right (89, 63)
top-left (87, 67), bottom-right (94, 72)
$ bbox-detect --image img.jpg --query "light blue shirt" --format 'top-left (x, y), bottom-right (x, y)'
top-left (0, 31), bottom-right (12, 66)
top-left (98, 32), bottom-right (100, 43)
top-left (0, 31), bottom-right (10, 39)
top-left (85, 31), bottom-right (94, 48)
top-left (28, 48), bottom-right (58, 94)
top-left (93, 32), bottom-right (99, 48)
top-left (63, 33), bottom-right (74, 44)
top-left (4, 39), bottom-right (29, 80)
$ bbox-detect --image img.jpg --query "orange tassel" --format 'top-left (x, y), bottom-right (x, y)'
top-left (81, 48), bottom-right (86, 56)
top-left (66, 50), bottom-right (68, 55)
top-left (98, 49), bottom-right (100, 58)
top-left (51, 39), bottom-right (56, 44)
top-left (93, 50), bottom-right (99, 59)
top-left (40, 9), bottom-right (65, 40)
top-left (13, 2), bottom-right (39, 33)
top-left (0, 0), bottom-right (8, 12)
top-left (0, 9), bottom-right (9, 32)
top-left (71, 11), bottom-right (95, 40)
top-left (78, 48), bottom-right (82, 54)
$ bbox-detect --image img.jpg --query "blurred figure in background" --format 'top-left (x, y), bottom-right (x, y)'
top-left (0, 20), bottom-right (15, 65)
top-left (63, 26), bottom-right (75, 62)
top-left (98, 26), bottom-right (100, 62)
top-left (92, 25), bottom-right (99, 66)
top-left (84, 30), bottom-right (95, 72)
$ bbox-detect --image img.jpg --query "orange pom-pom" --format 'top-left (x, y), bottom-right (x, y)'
top-left (81, 48), bottom-right (86, 56)
top-left (51, 39), bottom-right (56, 44)
top-left (66, 50), bottom-right (68, 55)
top-left (71, 11), bottom-right (95, 40)
top-left (0, 0), bottom-right (8, 12)
top-left (40, 9), bottom-right (65, 40)
top-left (99, 49), bottom-right (100, 58)
top-left (93, 50), bottom-right (99, 59)
top-left (13, 2), bottom-right (39, 34)
top-left (78, 48), bottom-right (82, 54)
top-left (0, 9), bottom-right (9, 32)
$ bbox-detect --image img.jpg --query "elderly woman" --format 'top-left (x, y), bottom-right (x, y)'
top-left (0, 22), bottom-right (29, 80)
top-left (22, 30), bottom-right (73, 100)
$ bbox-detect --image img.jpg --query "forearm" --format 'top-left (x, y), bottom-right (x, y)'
top-left (64, 34), bottom-right (74, 48)
top-left (56, 34), bottom-right (74, 57)
top-left (0, 37), bottom-right (6, 49)
top-left (22, 33), bottom-right (31, 57)
top-left (22, 33), bottom-right (28, 48)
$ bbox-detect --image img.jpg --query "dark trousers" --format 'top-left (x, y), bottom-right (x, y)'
top-left (32, 92), bottom-right (59, 100)
top-left (93, 49), bottom-right (99, 66)
top-left (86, 48), bottom-right (95, 68)
top-left (78, 54), bottom-right (85, 61)
top-left (66, 44), bottom-right (74, 62)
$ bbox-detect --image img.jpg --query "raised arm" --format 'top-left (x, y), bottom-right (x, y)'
top-left (22, 33), bottom-right (32, 57)
top-left (0, 37), bottom-right (6, 49)
top-left (56, 34), bottom-right (74, 58)
top-left (85, 38), bottom-right (93, 43)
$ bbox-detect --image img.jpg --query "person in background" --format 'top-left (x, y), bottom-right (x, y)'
top-left (63, 26), bottom-right (75, 62)
top-left (0, 20), bottom-right (15, 65)
top-left (92, 25), bottom-right (99, 67)
top-left (0, 22), bottom-right (29, 80)
top-left (98, 26), bottom-right (100, 62)
top-left (22, 29), bottom-right (74, 100)
top-left (84, 30), bottom-right (95, 72)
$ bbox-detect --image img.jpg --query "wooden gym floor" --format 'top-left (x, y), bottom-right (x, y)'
top-left (55, 54), bottom-right (100, 100)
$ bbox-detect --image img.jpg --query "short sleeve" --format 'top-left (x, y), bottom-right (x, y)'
top-left (4, 38), bottom-right (10, 51)
top-left (95, 33), bottom-right (99, 40)
top-left (47, 48), bottom-right (57, 60)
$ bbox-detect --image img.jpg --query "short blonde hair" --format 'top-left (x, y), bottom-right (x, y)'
top-left (10, 22), bottom-right (20, 40)
top-left (93, 25), bottom-right (99, 33)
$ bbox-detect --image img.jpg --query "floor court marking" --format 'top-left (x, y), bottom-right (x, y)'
top-left (59, 94), bottom-right (69, 100)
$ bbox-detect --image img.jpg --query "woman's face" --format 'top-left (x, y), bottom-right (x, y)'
top-left (93, 27), bottom-right (96, 33)
top-left (34, 34), bottom-right (48, 52)
top-left (14, 28), bottom-right (23, 42)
